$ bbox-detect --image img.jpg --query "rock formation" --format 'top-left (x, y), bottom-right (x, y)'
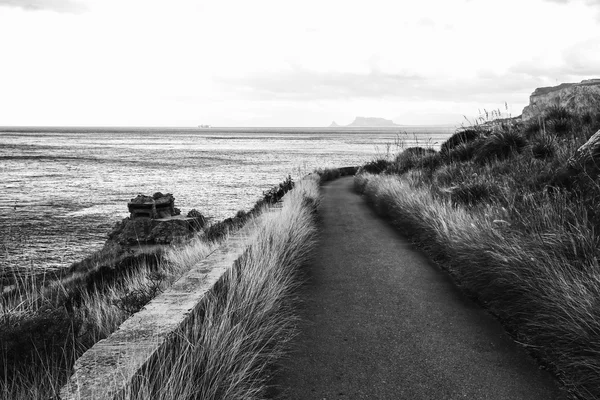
top-left (128, 192), bottom-right (179, 219)
top-left (328, 117), bottom-right (399, 128)
top-left (521, 79), bottom-right (600, 121)
top-left (347, 117), bottom-right (399, 127)
top-left (107, 193), bottom-right (206, 246)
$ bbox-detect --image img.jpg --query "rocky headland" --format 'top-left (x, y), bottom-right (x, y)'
top-left (329, 117), bottom-right (399, 127)
top-left (521, 79), bottom-right (600, 121)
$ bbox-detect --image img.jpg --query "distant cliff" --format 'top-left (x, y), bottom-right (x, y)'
top-left (329, 117), bottom-right (399, 127)
top-left (521, 79), bottom-right (600, 121)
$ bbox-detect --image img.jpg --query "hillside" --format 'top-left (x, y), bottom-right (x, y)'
top-left (355, 99), bottom-right (600, 399)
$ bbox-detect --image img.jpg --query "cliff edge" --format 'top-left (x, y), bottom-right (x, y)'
top-left (522, 79), bottom-right (600, 121)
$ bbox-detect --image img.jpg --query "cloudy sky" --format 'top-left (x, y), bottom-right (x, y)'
top-left (0, 0), bottom-right (599, 126)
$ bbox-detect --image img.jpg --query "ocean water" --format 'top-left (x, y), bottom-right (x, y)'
top-left (0, 126), bottom-right (453, 275)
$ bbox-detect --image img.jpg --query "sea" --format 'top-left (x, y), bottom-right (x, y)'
top-left (0, 126), bottom-right (454, 276)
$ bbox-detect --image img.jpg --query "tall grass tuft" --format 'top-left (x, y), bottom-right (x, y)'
top-left (473, 128), bottom-right (527, 164)
top-left (125, 176), bottom-right (320, 399)
top-left (440, 128), bottom-right (485, 154)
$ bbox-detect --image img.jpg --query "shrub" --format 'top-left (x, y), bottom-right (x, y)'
top-left (530, 134), bottom-right (556, 160)
top-left (390, 149), bottom-right (422, 174)
top-left (360, 158), bottom-right (392, 174)
top-left (385, 147), bottom-right (437, 176)
top-left (474, 129), bottom-right (527, 164)
top-left (445, 140), bottom-right (480, 162)
top-left (440, 128), bottom-right (485, 154)
top-left (419, 152), bottom-right (443, 173)
top-left (581, 112), bottom-right (593, 126)
top-left (262, 175), bottom-right (294, 204)
top-left (315, 168), bottom-right (341, 183)
top-left (402, 147), bottom-right (436, 157)
top-left (542, 105), bottom-right (574, 137)
top-left (523, 119), bottom-right (543, 137)
top-left (544, 105), bottom-right (573, 121)
top-left (547, 117), bottom-right (572, 136)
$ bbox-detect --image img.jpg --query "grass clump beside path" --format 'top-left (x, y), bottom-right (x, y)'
top-left (355, 109), bottom-right (600, 400)
top-left (125, 175), bottom-right (320, 399)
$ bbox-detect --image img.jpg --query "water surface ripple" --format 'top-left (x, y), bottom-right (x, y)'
top-left (0, 126), bottom-right (453, 275)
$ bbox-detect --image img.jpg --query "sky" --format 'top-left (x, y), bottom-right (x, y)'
top-left (0, 0), bottom-right (599, 127)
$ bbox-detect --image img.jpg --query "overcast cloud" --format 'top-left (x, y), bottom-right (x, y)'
top-left (0, 0), bottom-right (85, 13)
top-left (0, 0), bottom-right (598, 126)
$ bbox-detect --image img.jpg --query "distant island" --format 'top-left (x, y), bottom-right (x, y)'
top-left (329, 117), bottom-right (400, 128)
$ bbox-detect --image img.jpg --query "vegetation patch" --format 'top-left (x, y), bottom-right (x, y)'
top-left (123, 175), bottom-right (320, 399)
top-left (473, 128), bottom-right (527, 164)
top-left (359, 158), bottom-right (392, 174)
top-left (353, 110), bottom-right (600, 399)
top-left (440, 127), bottom-right (485, 154)
top-left (1, 174), bottom-right (301, 400)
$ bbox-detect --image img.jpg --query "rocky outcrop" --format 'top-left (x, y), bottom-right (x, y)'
top-left (328, 117), bottom-right (400, 127)
top-left (108, 217), bottom-right (200, 245)
top-left (521, 79), bottom-right (600, 121)
top-left (347, 117), bottom-right (399, 127)
top-left (128, 192), bottom-right (180, 219)
top-left (108, 194), bottom-right (206, 246)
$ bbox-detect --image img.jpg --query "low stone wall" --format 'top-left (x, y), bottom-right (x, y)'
top-left (59, 210), bottom-right (276, 400)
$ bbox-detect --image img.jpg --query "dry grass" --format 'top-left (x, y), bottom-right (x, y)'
top-left (122, 175), bottom-right (320, 399)
top-left (2, 175), bottom-right (305, 399)
top-left (1, 234), bottom-right (214, 399)
top-left (355, 172), bottom-right (600, 399)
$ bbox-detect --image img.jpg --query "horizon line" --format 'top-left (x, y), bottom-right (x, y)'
top-left (0, 123), bottom-right (460, 129)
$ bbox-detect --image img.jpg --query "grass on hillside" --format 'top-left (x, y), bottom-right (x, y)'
top-left (1, 239), bottom-right (214, 400)
top-left (1, 175), bottom-right (299, 400)
top-left (354, 108), bottom-right (600, 400)
top-left (118, 175), bottom-right (320, 399)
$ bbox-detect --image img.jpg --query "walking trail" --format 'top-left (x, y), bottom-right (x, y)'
top-left (272, 176), bottom-right (565, 400)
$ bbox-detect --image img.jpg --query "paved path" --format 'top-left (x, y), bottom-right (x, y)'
top-left (272, 176), bottom-right (564, 400)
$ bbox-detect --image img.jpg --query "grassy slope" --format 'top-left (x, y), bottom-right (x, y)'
top-left (0, 176), bottom-right (300, 399)
top-left (354, 109), bottom-right (600, 400)
top-left (125, 175), bottom-right (320, 399)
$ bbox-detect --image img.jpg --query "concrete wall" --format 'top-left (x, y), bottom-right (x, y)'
top-left (59, 211), bottom-right (274, 400)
